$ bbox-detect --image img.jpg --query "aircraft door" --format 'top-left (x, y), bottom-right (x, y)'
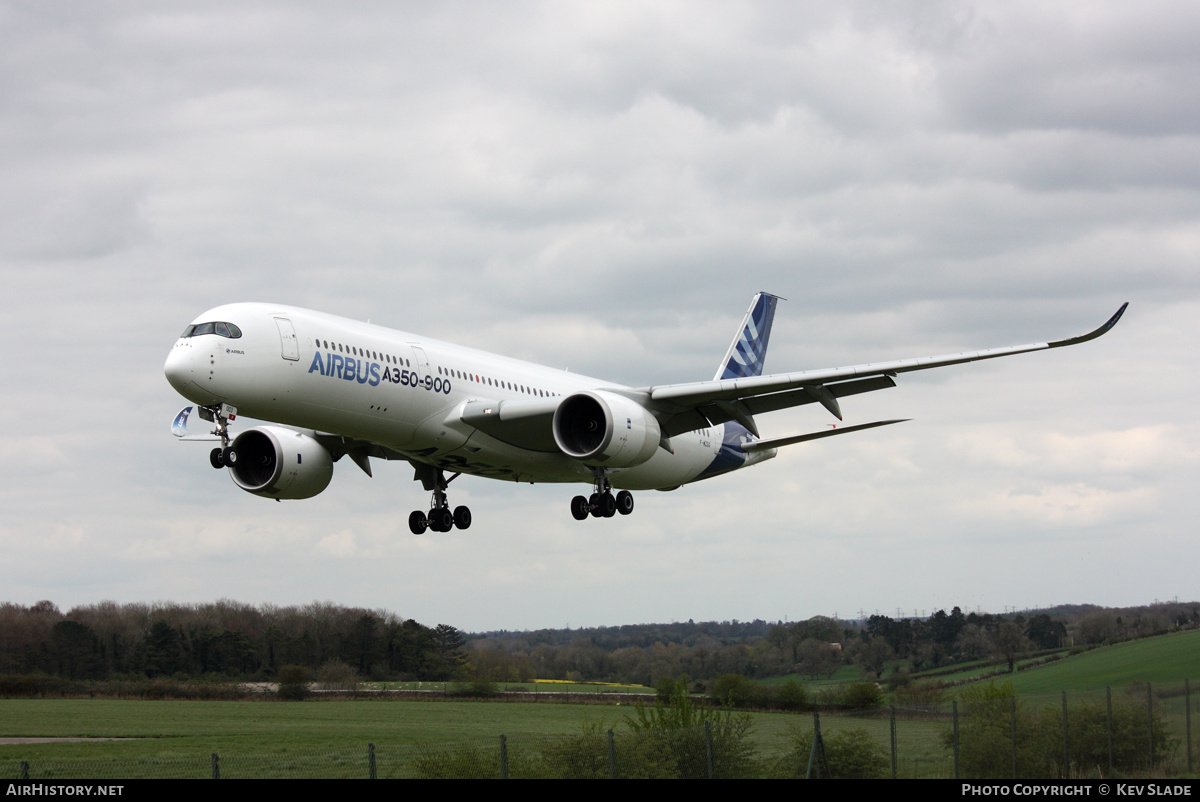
top-left (274, 317), bottom-right (300, 361)
top-left (409, 345), bottom-right (431, 390)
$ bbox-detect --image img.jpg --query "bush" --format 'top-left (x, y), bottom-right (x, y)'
top-left (276, 665), bottom-right (311, 700)
top-left (626, 683), bottom-right (759, 778)
top-left (776, 679), bottom-right (809, 711)
top-left (945, 681), bottom-right (1179, 778)
top-left (946, 681), bottom-right (1056, 779)
top-left (315, 659), bottom-right (359, 692)
top-left (655, 675), bottom-right (684, 705)
top-left (538, 717), bottom-right (674, 779)
top-left (892, 679), bottom-right (945, 712)
top-left (772, 727), bottom-right (889, 779)
top-left (709, 673), bottom-right (767, 708)
top-left (842, 682), bottom-right (884, 710)
top-left (414, 740), bottom-right (532, 779)
top-left (446, 679), bottom-right (499, 697)
top-left (1057, 696), bottom-right (1177, 776)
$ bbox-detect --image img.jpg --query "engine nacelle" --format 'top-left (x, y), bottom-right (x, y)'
top-left (552, 390), bottom-right (661, 468)
top-left (227, 426), bottom-right (333, 500)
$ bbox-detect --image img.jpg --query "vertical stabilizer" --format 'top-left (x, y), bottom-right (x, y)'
top-left (714, 292), bottom-right (782, 381)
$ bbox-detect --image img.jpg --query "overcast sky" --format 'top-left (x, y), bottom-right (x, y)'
top-left (1, 1), bottom-right (1196, 632)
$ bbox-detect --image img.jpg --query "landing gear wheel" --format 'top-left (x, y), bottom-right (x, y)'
top-left (571, 495), bottom-right (589, 521)
top-left (222, 446), bottom-right (238, 466)
top-left (600, 492), bottom-right (617, 517)
top-left (431, 507), bottom-right (454, 532)
top-left (616, 490), bottom-right (634, 515)
top-left (453, 506), bottom-right (472, 530)
top-left (589, 492), bottom-right (605, 518)
top-left (408, 511), bottom-right (428, 535)
top-left (210, 448), bottom-right (225, 469)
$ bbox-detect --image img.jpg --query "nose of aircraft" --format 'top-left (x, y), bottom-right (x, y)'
top-left (164, 341), bottom-right (199, 397)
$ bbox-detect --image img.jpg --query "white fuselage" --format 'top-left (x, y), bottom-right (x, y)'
top-left (164, 303), bottom-right (771, 491)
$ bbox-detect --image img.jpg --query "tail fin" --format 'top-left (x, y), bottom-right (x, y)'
top-left (714, 292), bottom-right (782, 381)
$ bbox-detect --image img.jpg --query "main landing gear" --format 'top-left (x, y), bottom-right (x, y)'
top-left (409, 467), bottom-right (471, 535)
top-left (571, 469), bottom-right (634, 521)
top-left (202, 404), bottom-right (239, 469)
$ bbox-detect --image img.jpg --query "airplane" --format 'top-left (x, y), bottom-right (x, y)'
top-left (165, 293), bottom-right (1127, 534)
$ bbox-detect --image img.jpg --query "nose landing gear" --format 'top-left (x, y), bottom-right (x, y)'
top-left (201, 404), bottom-right (238, 469)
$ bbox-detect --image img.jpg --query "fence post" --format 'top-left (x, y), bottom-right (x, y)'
top-left (1147, 682), bottom-right (1154, 770)
top-left (500, 734), bottom-right (508, 779)
top-left (211, 752), bottom-right (220, 780)
top-left (1186, 679), bottom-right (1193, 774)
top-left (608, 729), bottom-right (616, 780)
top-left (889, 705), bottom-right (897, 780)
top-left (807, 710), bottom-right (828, 779)
top-left (704, 719), bottom-right (714, 779)
top-left (1061, 691), bottom-right (1069, 778)
top-left (368, 742), bottom-right (376, 780)
top-left (19, 762), bottom-right (28, 780)
top-left (1106, 686), bottom-right (1113, 776)
top-left (952, 700), bottom-right (959, 780)
top-left (1011, 694), bottom-right (1017, 779)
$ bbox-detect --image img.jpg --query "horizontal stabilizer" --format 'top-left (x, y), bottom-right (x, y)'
top-left (741, 419), bottom-right (909, 453)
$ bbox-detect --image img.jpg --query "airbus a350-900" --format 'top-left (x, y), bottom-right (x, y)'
top-left (164, 293), bottom-right (1126, 533)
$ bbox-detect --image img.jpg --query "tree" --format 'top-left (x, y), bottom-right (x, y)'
top-left (853, 636), bottom-right (894, 679)
top-left (991, 621), bottom-right (1030, 673)
top-left (49, 620), bottom-right (101, 680)
top-left (145, 621), bottom-right (187, 677)
top-left (796, 638), bottom-right (841, 679)
top-left (1078, 612), bottom-right (1118, 644)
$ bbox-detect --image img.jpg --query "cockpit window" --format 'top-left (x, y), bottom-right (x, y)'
top-left (181, 322), bottom-right (242, 339)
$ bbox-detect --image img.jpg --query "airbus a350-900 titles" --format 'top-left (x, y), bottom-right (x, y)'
top-left (164, 293), bottom-right (1127, 534)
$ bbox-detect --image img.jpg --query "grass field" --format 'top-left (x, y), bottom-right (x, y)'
top-left (1, 630), bottom-right (1196, 778)
top-left (0, 697), bottom-right (953, 778)
top-left (1002, 630), bottom-right (1200, 695)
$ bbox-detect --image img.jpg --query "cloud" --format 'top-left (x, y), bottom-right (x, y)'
top-left (0, 2), bottom-right (1196, 629)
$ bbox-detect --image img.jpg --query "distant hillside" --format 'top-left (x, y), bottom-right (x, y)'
top-left (1004, 629), bottom-right (1200, 694)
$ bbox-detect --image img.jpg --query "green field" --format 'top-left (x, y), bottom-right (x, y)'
top-left (1001, 630), bottom-right (1200, 695)
top-left (0, 697), bottom-right (954, 778)
top-left (1, 629), bottom-right (1197, 778)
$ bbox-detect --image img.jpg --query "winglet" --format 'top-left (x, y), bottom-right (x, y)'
top-left (1048, 302), bottom-right (1128, 349)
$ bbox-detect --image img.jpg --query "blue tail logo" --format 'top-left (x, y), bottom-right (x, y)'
top-left (715, 293), bottom-right (781, 380)
top-left (171, 406), bottom-right (193, 437)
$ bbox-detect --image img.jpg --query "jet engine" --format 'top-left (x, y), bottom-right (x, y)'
top-left (552, 390), bottom-right (661, 468)
top-left (225, 426), bottom-right (334, 499)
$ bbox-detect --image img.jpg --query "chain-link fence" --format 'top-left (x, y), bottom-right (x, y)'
top-left (2, 680), bottom-right (1195, 779)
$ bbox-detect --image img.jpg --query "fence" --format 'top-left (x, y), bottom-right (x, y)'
top-left (2, 680), bottom-right (1195, 779)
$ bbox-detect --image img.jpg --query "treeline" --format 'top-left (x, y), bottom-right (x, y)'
top-left (2, 599), bottom-right (1194, 687)
top-left (467, 602), bottom-right (1199, 686)
top-left (0, 600), bottom-right (465, 681)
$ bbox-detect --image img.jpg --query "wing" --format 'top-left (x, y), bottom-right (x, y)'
top-left (644, 303), bottom-right (1128, 437)
top-left (403, 303), bottom-right (1126, 454)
